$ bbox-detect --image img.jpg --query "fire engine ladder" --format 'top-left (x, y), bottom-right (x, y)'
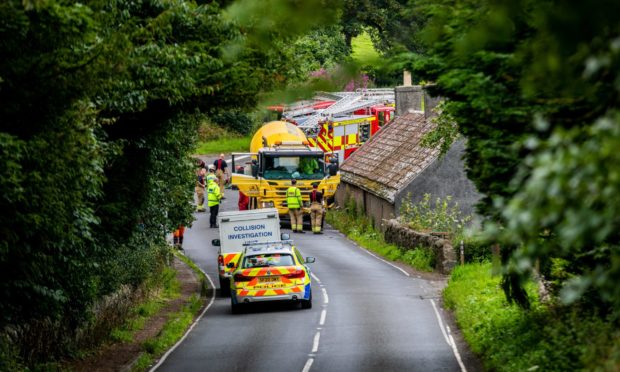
top-left (297, 95), bottom-right (389, 131)
top-left (296, 94), bottom-right (362, 130)
top-left (315, 89), bottom-right (395, 102)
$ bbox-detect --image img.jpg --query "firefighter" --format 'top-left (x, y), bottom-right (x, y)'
top-left (286, 178), bottom-right (304, 233)
top-left (299, 156), bottom-right (319, 175)
top-left (213, 153), bottom-right (228, 199)
top-left (207, 165), bottom-right (217, 183)
top-left (309, 184), bottom-right (324, 234)
top-left (207, 175), bottom-right (222, 228)
top-left (195, 168), bottom-right (206, 212)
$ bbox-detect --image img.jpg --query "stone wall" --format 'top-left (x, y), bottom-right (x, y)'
top-left (335, 182), bottom-right (396, 231)
top-left (383, 219), bottom-right (456, 274)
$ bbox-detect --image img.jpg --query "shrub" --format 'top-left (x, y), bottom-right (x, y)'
top-left (444, 263), bottom-right (620, 371)
top-left (402, 248), bottom-right (435, 272)
top-left (197, 119), bottom-right (239, 142)
top-left (453, 235), bottom-right (493, 263)
top-left (399, 193), bottom-right (472, 237)
top-left (210, 110), bottom-right (256, 136)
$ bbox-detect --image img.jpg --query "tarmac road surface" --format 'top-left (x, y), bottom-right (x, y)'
top-left (154, 157), bottom-right (478, 372)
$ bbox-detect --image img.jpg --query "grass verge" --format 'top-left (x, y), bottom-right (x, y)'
top-left (109, 268), bottom-right (180, 344)
top-left (326, 208), bottom-right (434, 272)
top-left (444, 263), bottom-right (620, 371)
top-left (131, 251), bottom-right (208, 371)
top-left (194, 136), bottom-right (251, 155)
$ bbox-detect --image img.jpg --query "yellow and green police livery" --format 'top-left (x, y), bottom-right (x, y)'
top-left (229, 241), bottom-right (315, 313)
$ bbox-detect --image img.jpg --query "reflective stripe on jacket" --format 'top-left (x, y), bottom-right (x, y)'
top-left (286, 186), bottom-right (302, 209)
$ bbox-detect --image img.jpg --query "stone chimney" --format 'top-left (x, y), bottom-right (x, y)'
top-left (403, 70), bottom-right (412, 86)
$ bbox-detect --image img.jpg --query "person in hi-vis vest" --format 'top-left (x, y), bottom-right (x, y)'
top-left (207, 175), bottom-right (222, 228)
top-left (286, 179), bottom-right (304, 233)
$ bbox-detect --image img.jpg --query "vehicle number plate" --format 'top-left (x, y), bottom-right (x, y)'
top-left (258, 276), bottom-right (280, 283)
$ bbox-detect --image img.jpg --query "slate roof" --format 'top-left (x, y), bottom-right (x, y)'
top-left (339, 112), bottom-right (440, 203)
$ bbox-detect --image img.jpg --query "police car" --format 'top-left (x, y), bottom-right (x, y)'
top-left (228, 241), bottom-right (315, 314)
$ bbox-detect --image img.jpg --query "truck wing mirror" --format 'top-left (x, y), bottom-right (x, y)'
top-left (329, 166), bottom-right (338, 176)
top-left (281, 233), bottom-right (290, 240)
top-left (305, 257), bottom-right (316, 264)
top-left (211, 239), bottom-right (220, 246)
top-left (226, 262), bottom-right (236, 268)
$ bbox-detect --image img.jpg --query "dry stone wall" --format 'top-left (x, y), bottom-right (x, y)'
top-left (383, 219), bottom-right (456, 274)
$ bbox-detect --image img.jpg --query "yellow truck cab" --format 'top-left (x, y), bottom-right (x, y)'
top-left (231, 121), bottom-right (340, 225)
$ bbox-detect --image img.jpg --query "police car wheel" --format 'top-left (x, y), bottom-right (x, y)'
top-left (231, 303), bottom-right (243, 314)
top-left (301, 292), bottom-right (312, 309)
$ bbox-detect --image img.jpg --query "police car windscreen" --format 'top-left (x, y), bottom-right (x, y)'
top-left (243, 254), bottom-right (295, 268)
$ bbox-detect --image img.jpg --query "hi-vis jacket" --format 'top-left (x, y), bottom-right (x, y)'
top-left (286, 186), bottom-right (302, 209)
top-left (207, 181), bottom-right (221, 207)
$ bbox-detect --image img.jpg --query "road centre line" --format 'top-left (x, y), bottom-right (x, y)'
top-left (150, 255), bottom-right (216, 372)
top-left (321, 288), bottom-right (329, 304)
top-left (319, 309), bottom-right (327, 325)
top-left (362, 249), bottom-right (411, 277)
top-left (430, 299), bottom-right (467, 372)
top-left (302, 358), bottom-right (314, 372)
top-left (311, 331), bottom-right (321, 353)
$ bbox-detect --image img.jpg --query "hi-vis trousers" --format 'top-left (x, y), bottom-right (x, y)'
top-left (289, 208), bottom-right (303, 231)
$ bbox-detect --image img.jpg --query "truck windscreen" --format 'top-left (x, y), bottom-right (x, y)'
top-left (263, 155), bottom-right (325, 180)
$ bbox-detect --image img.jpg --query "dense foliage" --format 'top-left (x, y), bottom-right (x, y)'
top-left (444, 263), bottom-right (620, 370)
top-left (402, 0), bottom-right (620, 312)
top-left (399, 193), bottom-right (471, 236)
top-left (0, 0), bottom-right (297, 364)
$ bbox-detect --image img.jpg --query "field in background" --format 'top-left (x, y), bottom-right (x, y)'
top-left (194, 136), bottom-right (251, 155)
top-left (351, 31), bottom-right (381, 66)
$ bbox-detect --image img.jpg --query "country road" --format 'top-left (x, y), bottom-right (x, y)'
top-left (154, 159), bottom-right (479, 372)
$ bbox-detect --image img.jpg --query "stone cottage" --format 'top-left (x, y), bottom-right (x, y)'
top-left (335, 85), bottom-right (481, 230)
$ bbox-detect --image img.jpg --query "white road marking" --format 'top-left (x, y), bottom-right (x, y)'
top-left (311, 272), bottom-right (321, 283)
top-left (362, 249), bottom-right (410, 277)
top-left (304, 272), bottom-right (327, 372)
top-left (150, 258), bottom-right (216, 371)
top-left (321, 288), bottom-right (329, 304)
top-left (302, 358), bottom-right (314, 372)
top-left (311, 331), bottom-right (321, 353)
top-left (430, 300), bottom-right (467, 372)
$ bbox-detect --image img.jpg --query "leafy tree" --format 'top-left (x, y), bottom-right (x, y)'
top-left (0, 0), bottom-right (308, 364)
top-left (340, 0), bottom-right (407, 50)
top-left (403, 0), bottom-right (620, 311)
